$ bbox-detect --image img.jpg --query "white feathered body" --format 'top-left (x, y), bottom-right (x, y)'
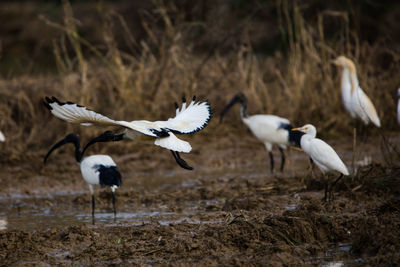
top-left (340, 67), bottom-right (381, 127)
top-left (300, 135), bottom-right (349, 175)
top-left (242, 114), bottom-right (290, 151)
top-left (0, 131), bottom-right (4, 142)
top-left (80, 155), bottom-right (117, 186)
top-left (45, 97), bottom-right (211, 153)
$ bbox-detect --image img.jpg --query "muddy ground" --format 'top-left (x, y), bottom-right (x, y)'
top-left (1, 134), bottom-right (400, 266)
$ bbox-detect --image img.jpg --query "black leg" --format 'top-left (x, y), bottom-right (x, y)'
top-left (329, 174), bottom-right (344, 201)
top-left (91, 194), bottom-right (95, 225)
top-left (170, 150), bottom-right (194, 170)
top-left (279, 147), bottom-right (285, 172)
top-left (323, 182), bottom-right (328, 202)
top-left (268, 152), bottom-right (274, 173)
top-left (112, 191), bottom-right (117, 222)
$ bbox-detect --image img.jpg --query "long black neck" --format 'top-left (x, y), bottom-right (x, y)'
top-left (220, 92), bottom-right (248, 122)
top-left (72, 138), bottom-right (82, 163)
top-left (288, 129), bottom-right (305, 148)
top-left (239, 97), bottom-right (248, 118)
top-left (44, 133), bottom-right (83, 164)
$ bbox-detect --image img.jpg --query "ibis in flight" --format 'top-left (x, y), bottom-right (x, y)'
top-left (220, 92), bottom-right (293, 173)
top-left (44, 133), bottom-right (122, 224)
top-left (290, 124), bottom-right (349, 201)
top-left (44, 96), bottom-right (212, 170)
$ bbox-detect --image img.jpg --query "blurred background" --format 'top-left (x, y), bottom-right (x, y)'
top-left (0, 0), bottom-right (399, 162)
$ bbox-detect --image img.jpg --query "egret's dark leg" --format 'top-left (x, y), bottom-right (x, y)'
top-left (170, 150), bottom-right (193, 170)
top-left (91, 194), bottom-right (95, 225)
top-left (329, 174), bottom-right (344, 201)
top-left (268, 152), bottom-right (274, 173)
top-left (278, 147), bottom-right (285, 172)
top-left (112, 191), bottom-right (117, 222)
top-left (322, 174), bottom-right (328, 202)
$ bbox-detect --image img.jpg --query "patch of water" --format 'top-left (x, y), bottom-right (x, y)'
top-left (306, 243), bottom-right (362, 266)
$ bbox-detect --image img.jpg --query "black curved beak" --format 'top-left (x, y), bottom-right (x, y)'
top-left (44, 133), bottom-right (80, 163)
top-left (219, 93), bottom-right (245, 123)
top-left (82, 131), bottom-right (125, 156)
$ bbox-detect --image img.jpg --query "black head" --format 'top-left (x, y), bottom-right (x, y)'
top-left (219, 92), bottom-right (248, 123)
top-left (288, 129), bottom-right (305, 148)
top-left (82, 131), bottom-right (125, 156)
top-left (44, 133), bottom-right (81, 164)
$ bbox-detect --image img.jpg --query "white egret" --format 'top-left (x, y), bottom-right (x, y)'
top-left (332, 55), bottom-right (381, 127)
top-left (44, 96), bottom-right (212, 170)
top-left (290, 124), bottom-right (349, 201)
top-left (220, 92), bottom-right (293, 173)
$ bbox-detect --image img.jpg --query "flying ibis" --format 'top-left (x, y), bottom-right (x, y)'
top-left (44, 96), bottom-right (212, 170)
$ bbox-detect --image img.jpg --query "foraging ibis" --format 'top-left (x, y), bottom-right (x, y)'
top-left (220, 92), bottom-right (293, 173)
top-left (290, 124), bottom-right (349, 201)
top-left (44, 96), bottom-right (212, 170)
top-left (44, 133), bottom-right (122, 224)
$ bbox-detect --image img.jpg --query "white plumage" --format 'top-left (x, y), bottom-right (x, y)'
top-left (332, 56), bottom-right (381, 127)
top-left (44, 96), bottom-right (212, 170)
top-left (0, 131), bottom-right (5, 142)
top-left (291, 124), bottom-right (349, 201)
top-left (44, 133), bottom-right (122, 224)
top-left (220, 93), bottom-right (293, 173)
top-left (294, 125), bottom-right (349, 176)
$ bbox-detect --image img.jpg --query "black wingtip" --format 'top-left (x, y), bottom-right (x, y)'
top-left (192, 95), bottom-right (196, 102)
top-left (174, 102), bottom-right (179, 110)
top-left (43, 100), bottom-right (52, 110)
top-left (182, 96), bottom-right (186, 103)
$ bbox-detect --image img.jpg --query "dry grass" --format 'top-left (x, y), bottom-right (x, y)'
top-left (0, 0), bottom-right (399, 162)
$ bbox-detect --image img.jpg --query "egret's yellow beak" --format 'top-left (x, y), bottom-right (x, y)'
top-left (331, 58), bottom-right (339, 65)
top-left (291, 128), bottom-right (299, 131)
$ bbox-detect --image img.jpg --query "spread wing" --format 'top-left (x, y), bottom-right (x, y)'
top-left (157, 96), bottom-right (212, 134)
top-left (44, 97), bottom-right (159, 137)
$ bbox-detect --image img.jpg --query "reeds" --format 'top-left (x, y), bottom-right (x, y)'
top-left (0, 0), bottom-right (399, 161)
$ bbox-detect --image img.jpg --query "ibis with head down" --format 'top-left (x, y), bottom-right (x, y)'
top-left (44, 133), bottom-right (122, 224)
top-left (44, 96), bottom-right (212, 170)
top-left (290, 124), bottom-right (349, 201)
top-left (220, 92), bottom-right (294, 173)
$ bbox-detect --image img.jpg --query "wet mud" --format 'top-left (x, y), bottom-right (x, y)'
top-left (1, 136), bottom-right (400, 266)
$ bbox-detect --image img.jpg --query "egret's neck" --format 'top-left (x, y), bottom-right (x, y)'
top-left (341, 67), bottom-right (359, 95)
top-left (300, 134), bottom-right (313, 151)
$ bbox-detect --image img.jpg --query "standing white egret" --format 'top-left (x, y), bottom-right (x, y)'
top-left (290, 124), bottom-right (349, 201)
top-left (332, 55), bottom-right (381, 127)
top-left (44, 133), bottom-right (122, 224)
top-left (332, 56), bottom-right (381, 172)
top-left (44, 96), bottom-right (212, 170)
top-left (220, 92), bottom-right (293, 173)
top-left (0, 131), bottom-right (5, 142)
